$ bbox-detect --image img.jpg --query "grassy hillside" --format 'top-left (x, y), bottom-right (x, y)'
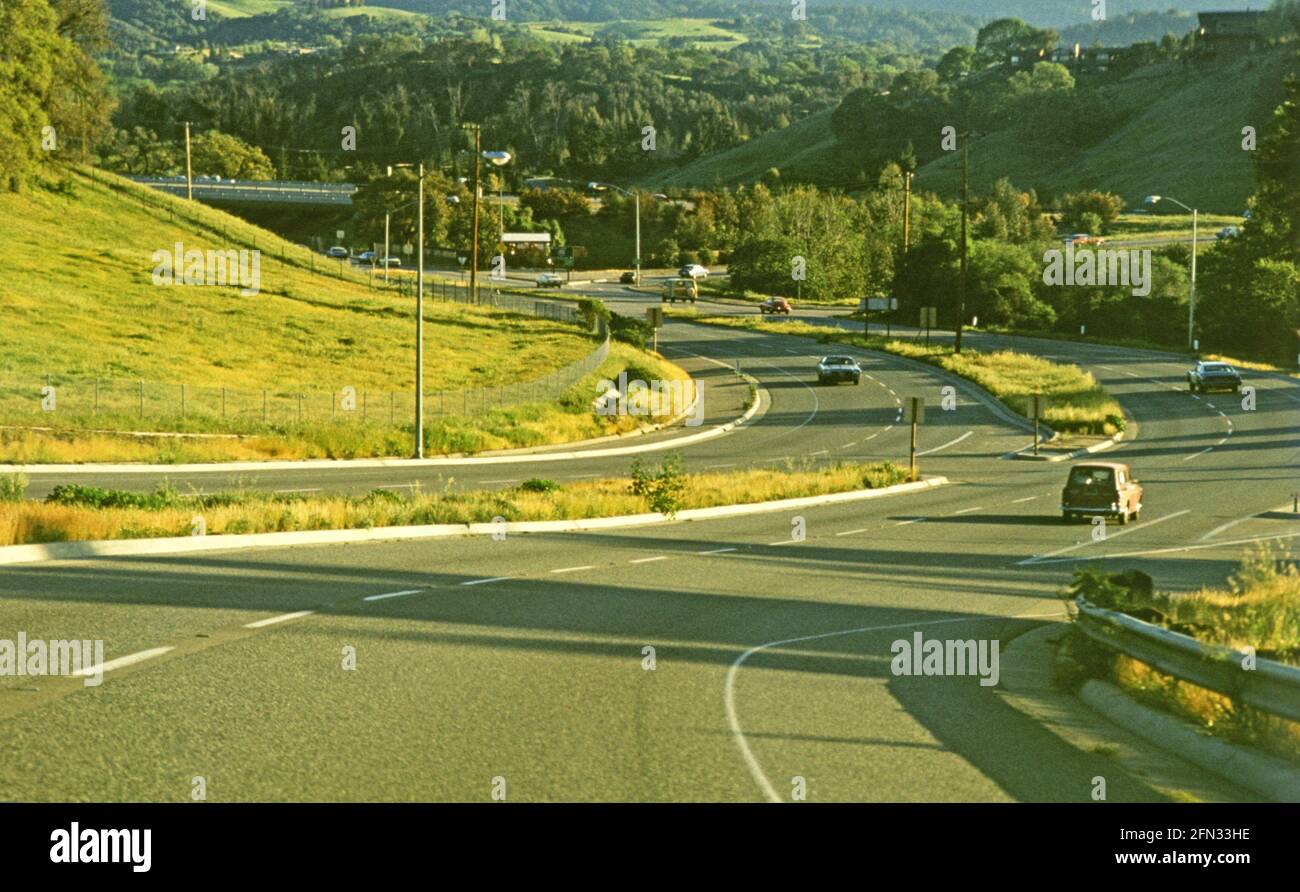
top-left (0, 168), bottom-right (687, 461)
top-left (526, 18), bottom-right (748, 50)
top-left (916, 53), bottom-right (1293, 213)
top-left (643, 109), bottom-right (840, 190)
top-left (648, 51), bottom-right (1291, 212)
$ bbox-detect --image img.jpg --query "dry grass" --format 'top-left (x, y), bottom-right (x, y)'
top-left (0, 460), bottom-right (909, 545)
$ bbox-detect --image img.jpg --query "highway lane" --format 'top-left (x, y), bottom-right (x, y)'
top-left (0, 300), bottom-right (1293, 800)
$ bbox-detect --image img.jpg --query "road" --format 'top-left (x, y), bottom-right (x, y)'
top-left (2, 279), bottom-right (1297, 801)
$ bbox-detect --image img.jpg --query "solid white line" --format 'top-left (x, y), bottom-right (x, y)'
top-left (551, 565), bottom-right (596, 574)
top-left (243, 610), bottom-right (315, 629)
top-left (835, 527), bottom-right (872, 536)
top-left (362, 589), bottom-right (422, 602)
top-left (916, 431), bottom-right (973, 456)
top-left (630, 555), bottom-right (669, 564)
top-left (461, 576), bottom-right (514, 586)
top-left (74, 646), bottom-right (174, 677)
top-left (697, 547), bottom-right (737, 555)
top-left (1017, 510), bottom-right (1191, 565)
top-left (724, 609), bottom-right (1068, 803)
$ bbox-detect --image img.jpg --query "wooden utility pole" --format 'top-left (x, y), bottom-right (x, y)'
top-left (955, 138), bottom-right (968, 354)
top-left (464, 124), bottom-right (482, 302)
top-left (184, 121), bottom-right (194, 201)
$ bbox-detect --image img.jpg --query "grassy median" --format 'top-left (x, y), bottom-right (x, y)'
top-left (671, 310), bottom-right (1124, 435)
top-left (0, 458), bottom-right (909, 545)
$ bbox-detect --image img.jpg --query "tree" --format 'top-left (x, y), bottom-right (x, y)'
top-left (189, 131), bottom-right (276, 180)
top-left (1060, 191), bottom-right (1125, 231)
top-left (975, 18), bottom-right (1059, 67)
top-left (0, 0), bottom-right (63, 189)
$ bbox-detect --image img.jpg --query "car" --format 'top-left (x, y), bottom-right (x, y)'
top-left (1187, 361), bottom-right (1241, 394)
top-left (1216, 225), bottom-right (1241, 240)
top-left (536, 273), bottom-right (564, 288)
top-left (619, 271), bottom-right (637, 284)
top-left (378, 257), bottom-right (402, 268)
top-left (759, 297), bottom-right (791, 315)
top-left (817, 356), bottom-right (862, 385)
top-left (661, 278), bottom-right (698, 303)
top-left (1065, 233), bottom-right (1104, 246)
top-left (357, 251), bottom-right (377, 263)
top-left (678, 264), bottom-right (709, 279)
top-left (1061, 462), bottom-right (1143, 525)
top-left (327, 246), bottom-right (349, 258)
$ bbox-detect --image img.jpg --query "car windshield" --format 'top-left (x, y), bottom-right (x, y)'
top-left (1069, 467), bottom-right (1115, 488)
top-left (1203, 363), bottom-right (1232, 372)
top-left (825, 357), bottom-right (853, 364)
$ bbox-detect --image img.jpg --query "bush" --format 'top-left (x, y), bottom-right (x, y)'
top-left (609, 313), bottom-right (651, 349)
top-left (44, 483), bottom-right (185, 511)
top-left (577, 297), bottom-right (611, 333)
top-left (0, 474), bottom-right (28, 503)
top-left (629, 453), bottom-right (687, 516)
top-left (519, 478), bottom-right (560, 493)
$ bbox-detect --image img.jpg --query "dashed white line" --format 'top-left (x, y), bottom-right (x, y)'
top-left (952, 506), bottom-right (983, 516)
top-left (244, 610), bottom-right (315, 629)
top-left (461, 576), bottom-right (514, 587)
top-left (1017, 510), bottom-right (1191, 565)
top-left (630, 555), bottom-right (669, 564)
top-left (834, 527), bottom-right (872, 536)
top-left (75, 646), bottom-right (175, 678)
top-left (697, 547), bottom-right (737, 555)
top-left (362, 589), bottom-right (423, 602)
top-left (1012, 496), bottom-right (1039, 504)
top-left (551, 565), bottom-right (596, 574)
top-left (915, 430), bottom-right (973, 456)
top-left (274, 488), bottom-right (321, 494)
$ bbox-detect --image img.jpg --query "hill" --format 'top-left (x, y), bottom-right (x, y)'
top-left (643, 50), bottom-right (1292, 212)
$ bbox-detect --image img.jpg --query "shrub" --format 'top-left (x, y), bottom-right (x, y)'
top-left (519, 478), bottom-right (560, 493)
top-left (629, 453), bottom-right (687, 516)
top-left (0, 474), bottom-right (28, 503)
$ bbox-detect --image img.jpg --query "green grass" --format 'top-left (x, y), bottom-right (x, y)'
top-left (527, 19), bottom-right (747, 51)
top-left (0, 459), bottom-right (910, 545)
top-left (1103, 212), bottom-right (1245, 243)
top-left (0, 168), bottom-right (691, 460)
top-left (670, 311), bottom-right (1123, 434)
top-left (204, 0), bottom-right (291, 18)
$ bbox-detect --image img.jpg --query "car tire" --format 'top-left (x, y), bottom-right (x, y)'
top-left (1062, 511), bottom-right (1073, 522)
top-left (853, 376), bottom-right (861, 385)
top-left (1119, 510), bottom-right (1130, 525)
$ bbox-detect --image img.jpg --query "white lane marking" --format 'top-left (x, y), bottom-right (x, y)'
top-left (952, 506), bottom-right (983, 516)
top-left (706, 463), bottom-right (736, 469)
top-left (274, 488), bottom-right (321, 494)
top-left (697, 547), bottom-right (738, 555)
top-left (724, 609), bottom-right (1067, 803)
top-left (630, 555), bottom-right (669, 564)
top-left (1012, 496), bottom-right (1039, 504)
top-left (1201, 516), bottom-right (1252, 541)
top-left (1182, 447), bottom-right (1214, 462)
top-left (835, 527), bottom-right (872, 536)
top-left (74, 646), bottom-right (174, 677)
top-left (1032, 530), bottom-right (1300, 564)
top-left (894, 517), bottom-right (926, 526)
top-left (461, 576), bottom-right (514, 586)
top-left (1017, 510), bottom-right (1191, 565)
top-left (767, 540), bottom-right (796, 547)
top-left (244, 610), bottom-right (315, 629)
top-left (482, 479), bottom-right (519, 484)
top-left (362, 589), bottom-right (422, 602)
top-left (551, 565), bottom-right (596, 574)
top-left (915, 431), bottom-right (973, 456)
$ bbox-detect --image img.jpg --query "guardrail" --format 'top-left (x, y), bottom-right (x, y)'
top-left (1073, 596), bottom-right (1300, 723)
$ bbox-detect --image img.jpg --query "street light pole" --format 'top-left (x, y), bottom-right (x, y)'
top-left (415, 161), bottom-right (425, 458)
top-left (464, 124), bottom-right (482, 302)
top-left (1144, 195), bottom-right (1199, 350)
top-left (955, 139), bottom-right (969, 354)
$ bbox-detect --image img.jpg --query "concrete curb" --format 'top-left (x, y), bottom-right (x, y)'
top-left (1, 371), bottom-right (767, 476)
top-left (0, 476), bottom-right (947, 565)
top-left (1080, 679), bottom-right (1300, 802)
top-left (1005, 431), bottom-right (1126, 463)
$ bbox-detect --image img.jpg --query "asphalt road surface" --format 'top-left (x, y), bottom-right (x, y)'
top-left (2, 279), bottom-right (1297, 801)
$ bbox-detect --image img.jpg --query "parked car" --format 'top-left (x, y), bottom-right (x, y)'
top-left (1216, 225), bottom-right (1241, 240)
top-left (327, 246), bottom-right (349, 258)
top-left (619, 271), bottom-right (637, 284)
top-left (1187, 361), bottom-right (1242, 394)
top-left (760, 297), bottom-right (792, 315)
top-left (817, 356), bottom-right (862, 385)
top-left (661, 278), bottom-right (698, 303)
top-left (1061, 462), bottom-right (1143, 524)
top-left (678, 264), bottom-right (709, 279)
top-left (536, 272), bottom-right (564, 288)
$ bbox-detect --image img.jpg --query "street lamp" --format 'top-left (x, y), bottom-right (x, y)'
top-left (390, 162), bottom-right (433, 457)
top-left (1145, 194), bottom-right (1199, 350)
top-left (594, 182), bottom-right (642, 286)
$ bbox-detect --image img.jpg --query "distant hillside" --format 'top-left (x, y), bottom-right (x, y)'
top-left (644, 49), bottom-right (1293, 213)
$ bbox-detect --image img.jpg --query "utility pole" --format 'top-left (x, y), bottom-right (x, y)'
top-left (955, 138), bottom-right (969, 354)
top-left (383, 213), bottom-right (390, 284)
top-left (1188, 207), bottom-right (1199, 350)
top-left (184, 121), bottom-right (193, 201)
top-left (415, 162), bottom-right (425, 458)
top-left (635, 191), bottom-right (642, 285)
top-left (896, 169), bottom-right (913, 341)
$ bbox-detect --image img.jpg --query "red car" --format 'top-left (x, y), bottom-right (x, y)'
top-left (1061, 462), bottom-right (1143, 524)
top-left (760, 297), bottom-right (792, 315)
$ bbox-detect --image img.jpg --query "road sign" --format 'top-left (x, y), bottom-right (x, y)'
top-left (867, 297), bottom-right (898, 311)
top-left (920, 306), bottom-right (937, 328)
top-left (336, 230), bottom-right (345, 240)
top-left (646, 307), bottom-right (664, 328)
top-left (907, 397), bottom-right (925, 424)
top-left (1030, 394), bottom-right (1049, 455)
top-left (402, 243), bottom-right (413, 255)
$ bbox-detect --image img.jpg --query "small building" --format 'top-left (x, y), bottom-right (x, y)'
top-left (501, 232), bottom-right (553, 266)
top-left (1196, 11), bottom-right (1269, 54)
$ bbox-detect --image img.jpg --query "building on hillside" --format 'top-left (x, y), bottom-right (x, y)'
top-left (1195, 11), bottom-right (1269, 54)
top-left (501, 232), bottom-right (553, 267)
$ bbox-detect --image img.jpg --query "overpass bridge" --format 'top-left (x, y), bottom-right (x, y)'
top-left (129, 176), bottom-right (357, 206)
